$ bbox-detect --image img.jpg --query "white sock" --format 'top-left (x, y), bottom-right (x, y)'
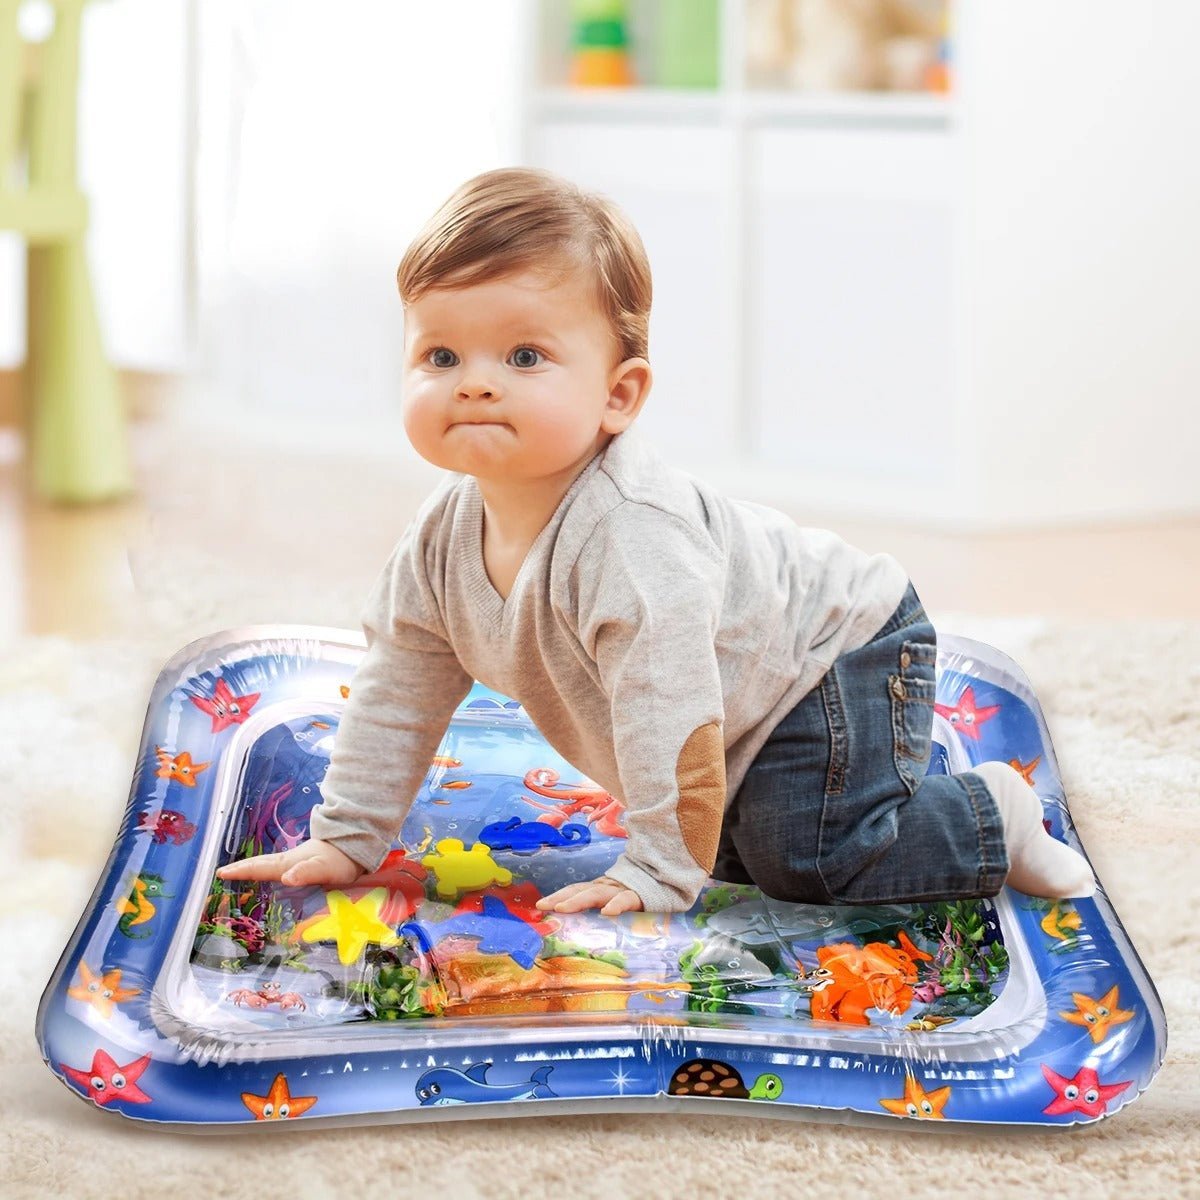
top-left (971, 761), bottom-right (1098, 900)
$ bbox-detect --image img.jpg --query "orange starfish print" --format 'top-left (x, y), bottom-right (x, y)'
top-left (1060, 985), bottom-right (1135, 1044)
top-left (241, 1073), bottom-right (318, 1120)
top-left (1009, 754), bottom-right (1042, 785)
top-left (879, 1071), bottom-right (952, 1119)
top-left (67, 962), bottom-right (141, 1018)
top-left (155, 747), bottom-right (210, 788)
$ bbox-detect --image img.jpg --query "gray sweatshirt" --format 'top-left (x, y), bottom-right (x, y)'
top-left (310, 425), bottom-right (909, 912)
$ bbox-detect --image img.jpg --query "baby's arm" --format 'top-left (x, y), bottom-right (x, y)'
top-left (540, 504), bottom-right (727, 914)
top-left (217, 522), bottom-right (473, 886)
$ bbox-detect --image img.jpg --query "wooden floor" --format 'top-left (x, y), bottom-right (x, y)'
top-left (4, 421), bottom-right (1200, 642)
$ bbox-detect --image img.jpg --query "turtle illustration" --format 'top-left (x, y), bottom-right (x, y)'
top-left (668, 1059), bottom-right (783, 1101)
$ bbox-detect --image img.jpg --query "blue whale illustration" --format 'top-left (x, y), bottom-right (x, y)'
top-left (414, 1061), bottom-right (556, 1106)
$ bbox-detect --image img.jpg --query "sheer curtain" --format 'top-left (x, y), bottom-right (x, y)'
top-left (193, 0), bottom-right (526, 428)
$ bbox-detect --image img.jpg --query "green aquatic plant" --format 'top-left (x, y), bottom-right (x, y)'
top-left (677, 940), bottom-right (755, 1016)
top-left (692, 883), bottom-right (757, 929)
top-left (348, 960), bottom-right (432, 1017)
top-left (260, 896), bottom-right (294, 945)
top-left (540, 935), bottom-right (626, 969)
top-left (913, 900), bottom-right (1008, 1018)
top-left (344, 957), bottom-right (441, 1019)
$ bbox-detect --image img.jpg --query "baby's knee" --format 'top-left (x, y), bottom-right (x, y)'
top-left (746, 859), bottom-right (835, 907)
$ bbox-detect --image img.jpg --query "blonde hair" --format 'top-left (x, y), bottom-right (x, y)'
top-left (397, 167), bottom-right (652, 363)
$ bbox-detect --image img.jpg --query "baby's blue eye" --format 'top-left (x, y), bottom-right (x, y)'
top-left (429, 348), bottom-right (457, 368)
top-left (511, 347), bottom-right (542, 368)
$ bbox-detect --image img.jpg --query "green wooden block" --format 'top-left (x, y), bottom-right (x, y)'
top-left (657, 0), bottom-right (719, 88)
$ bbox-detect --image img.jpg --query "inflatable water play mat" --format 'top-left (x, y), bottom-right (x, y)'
top-left (37, 626), bottom-right (1165, 1131)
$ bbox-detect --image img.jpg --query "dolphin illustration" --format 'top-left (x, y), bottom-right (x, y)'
top-left (401, 895), bottom-right (544, 970)
top-left (414, 1061), bottom-right (556, 1106)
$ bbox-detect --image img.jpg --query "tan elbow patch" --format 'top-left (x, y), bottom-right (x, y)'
top-left (676, 721), bottom-right (726, 873)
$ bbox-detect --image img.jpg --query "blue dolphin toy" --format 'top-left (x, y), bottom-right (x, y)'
top-left (479, 816), bottom-right (591, 854)
top-left (400, 895), bottom-right (544, 970)
top-left (414, 1061), bottom-right (556, 1105)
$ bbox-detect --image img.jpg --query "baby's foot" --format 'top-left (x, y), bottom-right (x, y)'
top-left (971, 761), bottom-right (1098, 900)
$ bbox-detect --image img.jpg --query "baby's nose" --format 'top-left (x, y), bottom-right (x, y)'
top-left (457, 380), bottom-right (498, 399)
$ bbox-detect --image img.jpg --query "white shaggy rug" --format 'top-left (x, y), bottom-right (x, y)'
top-left (2, 592), bottom-right (1198, 1199)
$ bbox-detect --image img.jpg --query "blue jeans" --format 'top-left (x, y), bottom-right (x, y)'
top-left (713, 581), bottom-right (1010, 906)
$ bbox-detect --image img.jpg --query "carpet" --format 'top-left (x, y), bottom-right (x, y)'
top-left (2, 604), bottom-right (1197, 1199)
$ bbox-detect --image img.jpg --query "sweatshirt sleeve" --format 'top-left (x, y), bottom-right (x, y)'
top-left (572, 502), bottom-right (728, 913)
top-left (310, 512), bottom-right (473, 872)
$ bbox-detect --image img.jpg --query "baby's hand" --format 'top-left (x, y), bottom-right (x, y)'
top-left (535, 875), bottom-right (643, 917)
top-left (215, 838), bottom-right (364, 889)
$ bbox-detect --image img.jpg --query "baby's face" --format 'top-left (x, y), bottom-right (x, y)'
top-left (401, 266), bottom-right (629, 486)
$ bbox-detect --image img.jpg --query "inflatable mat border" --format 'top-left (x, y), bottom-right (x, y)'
top-left (36, 625), bottom-right (1167, 1133)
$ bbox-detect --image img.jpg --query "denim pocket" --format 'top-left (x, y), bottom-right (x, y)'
top-left (889, 633), bottom-right (937, 795)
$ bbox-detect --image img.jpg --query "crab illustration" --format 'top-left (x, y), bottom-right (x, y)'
top-left (227, 981), bottom-right (307, 1011)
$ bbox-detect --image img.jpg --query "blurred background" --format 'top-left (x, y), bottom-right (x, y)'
top-left (2, 0), bottom-right (1199, 643)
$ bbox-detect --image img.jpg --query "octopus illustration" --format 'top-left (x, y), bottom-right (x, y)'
top-left (136, 807), bottom-right (197, 845)
top-left (520, 768), bottom-right (627, 838)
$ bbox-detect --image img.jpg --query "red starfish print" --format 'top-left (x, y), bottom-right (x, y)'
top-left (190, 678), bottom-right (260, 733)
top-left (60, 1048), bottom-right (153, 1106)
top-left (934, 685), bottom-right (1000, 742)
top-left (1040, 1064), bottom-right (1131, 1118)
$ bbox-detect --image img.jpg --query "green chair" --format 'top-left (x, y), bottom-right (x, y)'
top-left (0, 0), bottom-right (132, 501)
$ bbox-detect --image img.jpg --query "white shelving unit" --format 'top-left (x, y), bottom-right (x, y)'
top-left (517, 0), bottom-right (1200, 530)
top-left (518, 0), bottom-right (961, 526)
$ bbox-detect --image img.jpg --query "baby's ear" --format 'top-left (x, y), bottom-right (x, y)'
top-left (605, 357), bottom-right (653, 430)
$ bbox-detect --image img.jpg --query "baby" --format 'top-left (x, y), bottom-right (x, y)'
top-left (218, 167), bottom-right (1097, 916)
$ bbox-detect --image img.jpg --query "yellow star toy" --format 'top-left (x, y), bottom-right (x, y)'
top-left (879, 1071), bottom-right (952, 1119)
top-left (1060, 984), bottom-right (1135, 1044)
top-left (300, 887), bottom-right (401, 965)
